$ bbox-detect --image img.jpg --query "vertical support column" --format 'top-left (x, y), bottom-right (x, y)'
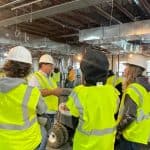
top-left (111, 55), bottom-right (114, 71)
top-left (117, 54), bottom-right (120, 76)
top-left (32, 58), bottom-right (39, 72)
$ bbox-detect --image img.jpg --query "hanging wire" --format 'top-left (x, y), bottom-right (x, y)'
top-left (24, 32), bottom-right (27, 42)
top-left (109, 0), bottom-right (114, 26)
top-left (15, 9), bottom-right (20, 38)
top-left (30, 4), bottom-right (33, 22)
top-left (15, 9), bottom-right (18, 33)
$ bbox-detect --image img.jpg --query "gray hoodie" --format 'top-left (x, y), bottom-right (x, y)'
top-left (0, 77), bottom-right (26, 92)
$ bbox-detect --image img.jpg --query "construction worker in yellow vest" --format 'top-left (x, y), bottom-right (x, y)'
top-left (65, 65), bottom-right (76, 88)
top-left (59, 48), bottom-right (120, 150)
top-left (117, 54), bottom-right (150, 150)
top-left (0, 46), bottom-right (47, 150)
top-left (106, 70), bottom-right (123, 98)
top-left (52, 67), bottom-right (61, 87)
top-left (28, 54), bottom-right (63, 127)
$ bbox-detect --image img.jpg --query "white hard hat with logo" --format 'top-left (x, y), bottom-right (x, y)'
top-left (125, 54), bottom-right (146, 70)
top-left (7, 46), bottom-right (32, 64)
top-left (39, 54), bottom-right (54, 64)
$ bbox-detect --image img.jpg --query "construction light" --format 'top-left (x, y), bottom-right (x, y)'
top-left (129, 53), bottom-right (133, 58)
top-left (76, 54), bottom-right (82, 62)
top-left (4, 52), bottom-right (8, 57)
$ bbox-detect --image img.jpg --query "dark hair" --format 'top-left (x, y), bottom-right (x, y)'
top-left (54, 67), bottom-right (59, 73)
top-left (80, 48), bottom-right (109, 85)
top-left (108, 70), bottom-right (114, 77)
top-left (3, 60), bottom-right (31, 78)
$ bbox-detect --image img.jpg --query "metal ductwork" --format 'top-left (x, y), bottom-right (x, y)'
top-left (79, 19), bottom-right (150, 42)
top-left (0, 38), bottom-right (81, 55)
top-left (0, 28), bottom-right (80, 55)
top-left (0, 36), bottom-right (77, 54)
top-left (79, 19), bottom-right (150, 53)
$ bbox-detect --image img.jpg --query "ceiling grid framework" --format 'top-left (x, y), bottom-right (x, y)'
top-left (0, 0), bottom-right (149, 55)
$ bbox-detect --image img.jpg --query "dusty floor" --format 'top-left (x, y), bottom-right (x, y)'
top-left (46, 142), bottom-right (72, 150)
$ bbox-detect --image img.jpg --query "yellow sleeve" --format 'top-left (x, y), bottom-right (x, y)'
top-left (66, 95), bottom-right (80, 118)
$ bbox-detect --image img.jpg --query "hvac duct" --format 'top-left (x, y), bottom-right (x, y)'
top-left (0, 33), bottom-right (80, 55)
top-left (79, 19), bottom-right (150, 42)
top-left (79, 19), bottom-right (150, 53)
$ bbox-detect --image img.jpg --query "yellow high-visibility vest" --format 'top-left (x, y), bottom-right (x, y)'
top-left (52, 72), bottom-right (60, 83)
top-left (0, 84), bottom-right (41, 150)
top-left (106, 75), bottom-right (122, 87)
top-left (118, 83), bottom-right (150, 144)
top-left (66, 84), bottom-right (119, 150)
top-left (34, 71), bottom-right (58, 111)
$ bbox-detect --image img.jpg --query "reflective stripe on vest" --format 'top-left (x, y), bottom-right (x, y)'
top-left (0, 86), bottom-right (37, 130)
top-left (119, 85), bottom-right (144, 117)
top-left (127, 85), bottom-right (150, 122)
top-left (70, 91), bottom-right (116, 136)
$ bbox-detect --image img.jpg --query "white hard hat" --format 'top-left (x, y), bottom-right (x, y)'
top-left (125, 54), bottom-right (146, 70)
top-left (7, 46), bottom-right (32, 64)
top-left (39, 54), bottom-right (54, 64)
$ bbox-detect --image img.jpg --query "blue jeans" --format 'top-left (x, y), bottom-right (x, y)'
top-left (118, 136), bottom-right (141, 150)
top-left (66, 81), bottom-right (74, 88)
top-left (37, 114), bottom-right (56, 150)
top-left (47, 114), bottom-right (55, 130)
top-left (36, 127), bottom-right (48, 150)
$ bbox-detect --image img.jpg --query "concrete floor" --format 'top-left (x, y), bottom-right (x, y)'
top-left (46, 142), bottom-right (72, 150)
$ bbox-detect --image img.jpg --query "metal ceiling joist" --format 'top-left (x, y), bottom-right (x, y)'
top-left (18, 24), bottom-right (55, 35)
top-left (113, 1), bottom-right (135, 21)
top-left (58, 33), bottom-right (79, 38)
top-left (0, 0), bottom-right (103, 27)
top-left (20, 28), bottom-right (49, 37)
top-left (45, 17), bottom-right (80, 31)
top-left (55, 14), bottom-right (85, 27)
top-left (79, 19), bottom-right (150, 42)
top-left (141, 0), bottom-right (150, 14)
top-left (133, 0), bottom-right (150, 15)
top-left (11, 0), bottom-right (43, 11)
top-left (0, 0), bottom-right (24, 9)
top-left (73, 11), bottom-right (98, 24)
top-left (93, 6), bottom-right (122, 24)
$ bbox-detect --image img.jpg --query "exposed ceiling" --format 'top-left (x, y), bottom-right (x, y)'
top-left (0, 0), bottom-right (149, 55)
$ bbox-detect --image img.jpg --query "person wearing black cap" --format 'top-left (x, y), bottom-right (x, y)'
top-left (59, 48), bottom-right (120, 150)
